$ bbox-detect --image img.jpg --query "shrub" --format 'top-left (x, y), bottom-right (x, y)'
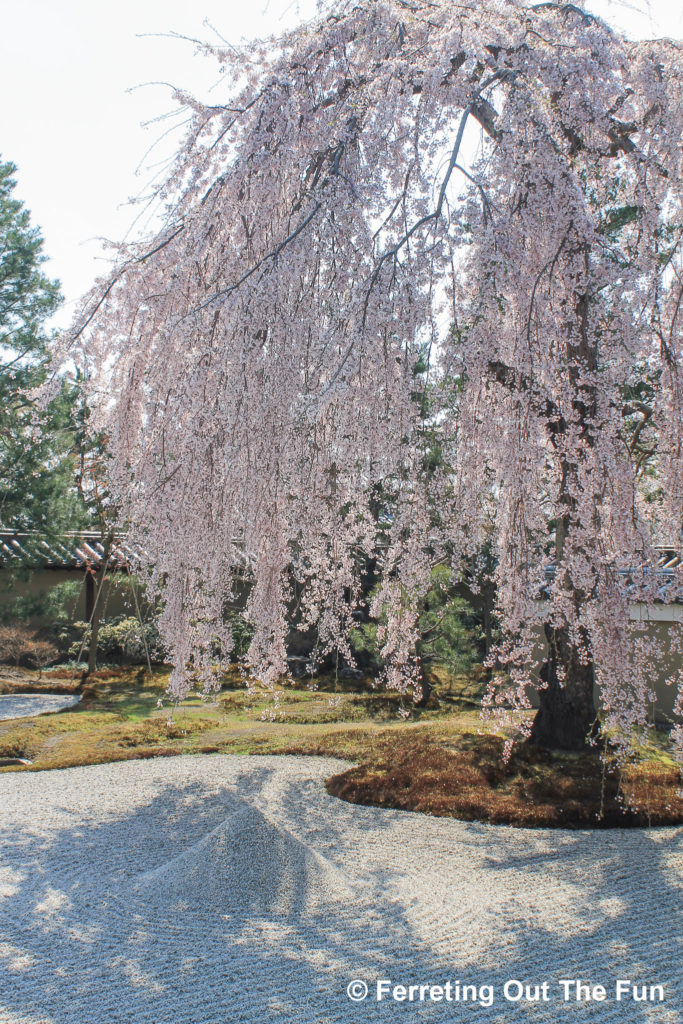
top-left (69, 616), bottom-right (168, 665)
top-left (0, 623), bottom-right (57, 676)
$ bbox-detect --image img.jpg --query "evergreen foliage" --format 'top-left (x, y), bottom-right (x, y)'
top-left (0, 159), bottom-right (89, 536)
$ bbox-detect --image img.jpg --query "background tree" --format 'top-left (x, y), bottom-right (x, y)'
top-left (0, 158), bottom-right (122, 675)
top-left (59, 1), bottom-right (683, 757)
top-left (351, 566), bottom-right (483, 701)
top-left (0, 158), bottom-right (87, 535)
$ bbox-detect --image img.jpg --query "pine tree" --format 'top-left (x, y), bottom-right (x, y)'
top-left (0, 159), bottom-right (86, 535)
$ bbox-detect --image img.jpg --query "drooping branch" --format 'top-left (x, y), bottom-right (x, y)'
top-left (61, 0), bottom-right (683, 758)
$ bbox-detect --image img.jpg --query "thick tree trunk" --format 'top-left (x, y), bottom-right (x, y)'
top-left (528, 624), bottom-right (597, 750)
top-left (529, 281), bottom-right (598, 753)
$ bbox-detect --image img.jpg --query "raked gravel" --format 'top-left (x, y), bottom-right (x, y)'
top-left (0, 694), bottom-right (80, 721)
top-left (0, 754), bottom-right (681, 1024)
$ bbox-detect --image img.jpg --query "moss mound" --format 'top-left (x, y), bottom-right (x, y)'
top-left (326, 734), bottom-right (683, 828)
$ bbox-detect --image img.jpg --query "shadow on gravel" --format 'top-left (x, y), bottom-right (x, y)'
top-left (0, 757), bottom-right (681, 1024)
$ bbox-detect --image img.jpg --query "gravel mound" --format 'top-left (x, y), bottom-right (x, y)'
top-left (131, 799), bottom-right (355, 917)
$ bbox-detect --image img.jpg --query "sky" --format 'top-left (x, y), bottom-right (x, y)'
top-left (1, 0), bottom-right (681, 329)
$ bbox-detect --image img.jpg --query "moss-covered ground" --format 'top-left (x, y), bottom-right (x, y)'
top-left (1, 666), bottom-right (681, 828)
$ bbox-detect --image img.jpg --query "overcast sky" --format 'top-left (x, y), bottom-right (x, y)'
top-left (1, 0), bottom-right (681, 328)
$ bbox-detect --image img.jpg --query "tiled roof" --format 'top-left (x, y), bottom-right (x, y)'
top-left (0, 532), bottom-right (139, 571)
top-left (542, 548), bottom-right (683, 602)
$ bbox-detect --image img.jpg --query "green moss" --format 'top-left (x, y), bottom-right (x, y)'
top-left (1, 667), bottom-right (680, 829)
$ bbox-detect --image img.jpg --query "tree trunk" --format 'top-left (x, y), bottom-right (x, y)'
top-left (528, 624), bottom-right (597, 750)
top-left (87, 602), bottom-right (101, 675)
top-left (528, 285), bottom-right (598, 751)
top-left (413, 671), bottom-right (433, 708)
top-left (86, 535), bottom-right (113, 676)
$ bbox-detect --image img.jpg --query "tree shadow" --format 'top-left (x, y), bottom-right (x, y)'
top-left (0, 755), bottom-right (681, 1023)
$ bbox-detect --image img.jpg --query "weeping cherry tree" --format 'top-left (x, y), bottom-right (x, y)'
top-left (56, 0), bottom-right (683, 754)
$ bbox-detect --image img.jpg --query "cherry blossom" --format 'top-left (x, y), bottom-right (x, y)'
top-left (58, 0), bottom-right (683, 753)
